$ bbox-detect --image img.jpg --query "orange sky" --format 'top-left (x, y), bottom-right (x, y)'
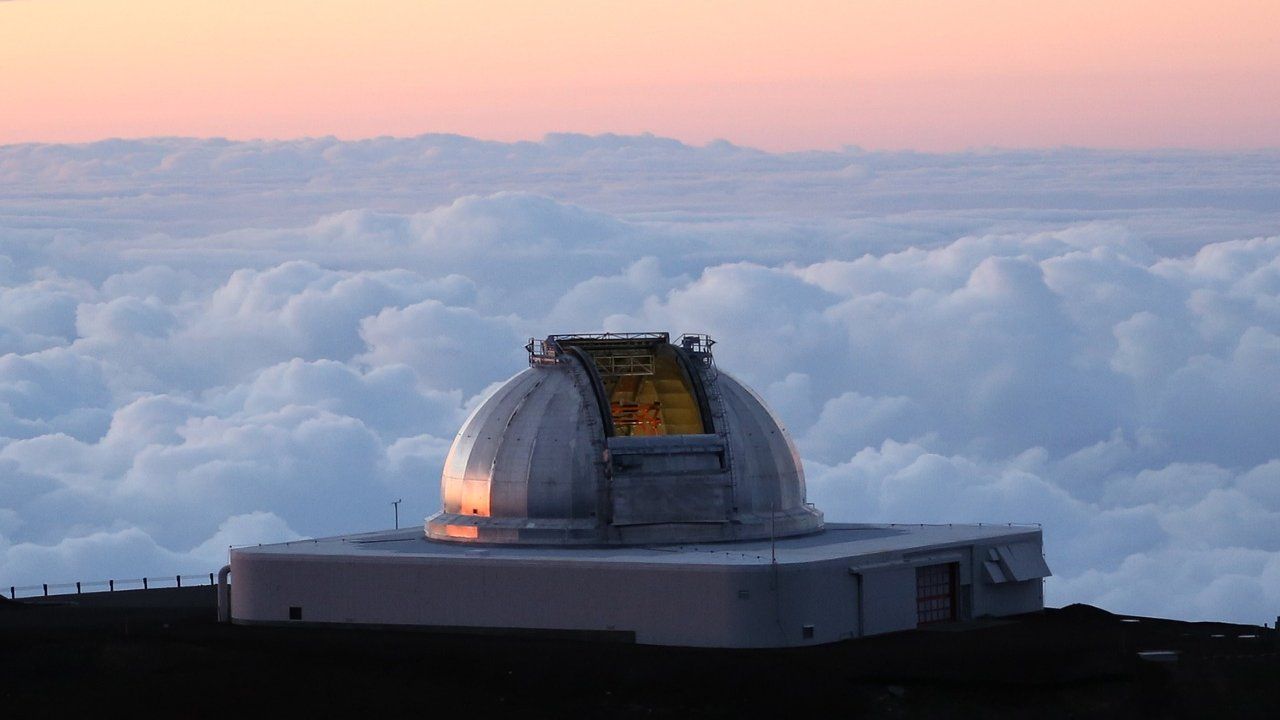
top-left (2, 0), bottom-right (1279, 151)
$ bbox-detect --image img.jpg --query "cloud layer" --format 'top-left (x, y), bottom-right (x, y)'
top-left (1, 135), bottom-right (1278, 624)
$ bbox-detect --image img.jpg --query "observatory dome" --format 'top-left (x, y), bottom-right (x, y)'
top-left (426, 332), bottom-right (823, 545)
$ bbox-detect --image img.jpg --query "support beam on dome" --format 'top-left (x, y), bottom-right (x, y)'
top-left (532, 332), bottom-right (714, 437)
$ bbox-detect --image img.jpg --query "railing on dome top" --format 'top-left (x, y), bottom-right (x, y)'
top-left (527, 332), bottom-right (673, 368)
top-left (678, 333), bottom-right (716, 369)
top-left (527, 332), bottom-right (717, 372)
top-left (526, 337), bottom-right (559, 366)
top-left (549, 332), bottom-right (670, 343)
top-left (6, 573), bottom-right (219, 600)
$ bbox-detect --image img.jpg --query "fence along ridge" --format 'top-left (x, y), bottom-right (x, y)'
top-left (7, 572), bottom-right (218, 599)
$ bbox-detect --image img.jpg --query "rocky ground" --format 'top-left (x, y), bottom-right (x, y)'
top-left (1, 589), bottom-right (1276, 717)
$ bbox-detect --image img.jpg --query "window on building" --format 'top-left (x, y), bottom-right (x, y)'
top-left (916, 563), bottom-right (957, 625)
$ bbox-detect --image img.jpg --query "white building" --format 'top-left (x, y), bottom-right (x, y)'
top-left (228, 332), bottom-right (1049, 647)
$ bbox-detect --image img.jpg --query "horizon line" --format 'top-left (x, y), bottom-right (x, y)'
top-left (4, 130), bottom-right (1280, 156)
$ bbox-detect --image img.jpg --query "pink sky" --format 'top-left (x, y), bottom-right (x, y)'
top-left (3, 0), bottom-right (1279, 151)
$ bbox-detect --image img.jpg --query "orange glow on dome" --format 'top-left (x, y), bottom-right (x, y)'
top-left (442, 525), bottom-right (479, 539)
top-left (457, 480), bottom-right (491, 518)
top-left (442, 441), bottom-right (491, 517)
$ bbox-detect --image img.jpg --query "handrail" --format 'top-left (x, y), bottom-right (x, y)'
top-left (216, 565), bottom-right (232, 623)
top-left (6, 572), bottom-right (219, 600)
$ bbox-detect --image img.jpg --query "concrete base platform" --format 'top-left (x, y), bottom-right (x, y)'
top-left (229, 523), bottom-right (1049, 648)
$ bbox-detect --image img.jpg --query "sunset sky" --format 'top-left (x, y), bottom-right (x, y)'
top-left (4, 1), bottom-right (1280, 625)
top-left (3, 0), bottom-right (1279, 150)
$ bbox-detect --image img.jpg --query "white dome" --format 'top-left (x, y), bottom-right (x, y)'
top-left (426, 333), bottom-right (823, 544)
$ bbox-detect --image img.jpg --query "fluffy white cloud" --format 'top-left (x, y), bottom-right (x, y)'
top-left (212, 358), bottom-right (463, 440)
top-left (1, 134), bottom-right (1277, 625)
top-left (357, 300), bottom-right (525, 395)
top-left (0, 511), bottom-right (302, 587)
top-left (0, 348), bottom-right (113, 440)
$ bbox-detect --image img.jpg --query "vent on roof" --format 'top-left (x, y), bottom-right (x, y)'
top-left (982, 543), bottom-right (1052, 584)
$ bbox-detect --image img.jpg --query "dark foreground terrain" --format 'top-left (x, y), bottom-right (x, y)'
top-left (1, 588), bottom-right (1276, 718)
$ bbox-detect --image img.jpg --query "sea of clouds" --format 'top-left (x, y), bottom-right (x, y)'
top-left (1, 134), bottom-right (1278, 623)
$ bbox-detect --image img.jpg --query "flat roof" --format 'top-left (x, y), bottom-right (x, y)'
top-left (232, 523), bottom-right (1041, 568)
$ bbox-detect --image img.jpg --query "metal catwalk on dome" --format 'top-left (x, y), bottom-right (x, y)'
top-left (426, 332), bottom-right (824, 545)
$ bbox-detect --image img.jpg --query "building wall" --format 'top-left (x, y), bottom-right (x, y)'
top-left (969, 540), bottom-right (1048, 618)
top-left (856, 565), bottom-right (920, 636)
top-left (233, 553), bottom-right (794, 647)
top-left (230, 531), bottom-right (1046, 648)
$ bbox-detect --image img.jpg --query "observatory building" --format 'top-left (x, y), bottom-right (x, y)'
top-left (228, 332), bottom-right (1049, 647)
